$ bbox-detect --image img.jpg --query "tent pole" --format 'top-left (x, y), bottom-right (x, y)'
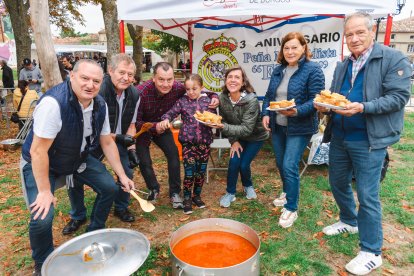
top-left (119, 20), bottom-right (125, 53)
top-left (383, 14), bottom-right (393, 46)
top-left (188, 25), bottom-right (193, 72)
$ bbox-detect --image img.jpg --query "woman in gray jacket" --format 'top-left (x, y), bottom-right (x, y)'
top-left (215, 66), bottom-right (269, 208)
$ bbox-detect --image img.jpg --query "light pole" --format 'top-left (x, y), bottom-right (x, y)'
top-left (375, 0), bottom-right (406, 41)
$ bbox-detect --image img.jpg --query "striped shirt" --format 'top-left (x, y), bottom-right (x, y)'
top-left (349, 43), bottom-right (374, 85)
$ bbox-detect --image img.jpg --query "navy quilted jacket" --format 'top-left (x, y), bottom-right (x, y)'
top-left (262, 57), bottom-right (325, 135)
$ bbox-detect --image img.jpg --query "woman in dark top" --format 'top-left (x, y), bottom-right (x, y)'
top-left (215, 66), bottom-right (269, 208)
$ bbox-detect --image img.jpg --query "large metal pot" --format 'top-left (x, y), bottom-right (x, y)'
top-left (170, 218), bottom-right (260, 276)
top-left (42, 228), bottom-right (150, 276)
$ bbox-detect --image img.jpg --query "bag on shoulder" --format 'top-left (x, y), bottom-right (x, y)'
top-left (10, 112), bottom-right (20, 123)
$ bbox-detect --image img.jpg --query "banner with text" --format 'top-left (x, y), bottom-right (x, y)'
top-left (193, 16), bottom-right (344, 96)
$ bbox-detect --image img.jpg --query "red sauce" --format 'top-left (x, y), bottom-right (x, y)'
top-left (172, 231), bottom-right (257, 268)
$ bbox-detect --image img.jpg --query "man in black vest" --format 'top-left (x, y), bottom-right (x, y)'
top-left (63, 54), bottom-right (140, 235)
top-left (20, 59), bottom-right (135, 275)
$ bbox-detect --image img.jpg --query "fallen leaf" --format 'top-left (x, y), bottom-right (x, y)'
top-left (337, 270), bottom-right (347, 276)
top-left (325, 209), bottom-right (333, 214)
top-left (319, 239), bottom-right (326, 246)
top-left (384, 237), bottom-right (395, 243)
top-left (316, 221), bottom-right (324, 226)
top-left (179, 216), bottom-right (190, 222)
top-left (313, 232), bottom-right (324, 239)
top-left (383, 254), bottom-right (398, 265)
top-left (147, 269), bottom-right (160, 276)
top-left (405, 227), bottom-right (412, 233)
top-left (383, 268), bottom-right (395, 274)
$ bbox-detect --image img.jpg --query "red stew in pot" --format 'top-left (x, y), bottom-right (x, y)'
top-left (172, 231), bottom-right (256, 268)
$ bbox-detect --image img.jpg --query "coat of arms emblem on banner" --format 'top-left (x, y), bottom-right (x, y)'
top-left (197, 34), bottom-right (239, 92)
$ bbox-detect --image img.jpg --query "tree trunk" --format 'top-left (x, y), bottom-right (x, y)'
top-left (29, 0), bottom-right (61, 89)
top-left (127, 24), bottom-right (143, 81)
top-left (100, 0), bottom-right (120, 62)
top-left (4, 0), bottom-right (31, 67)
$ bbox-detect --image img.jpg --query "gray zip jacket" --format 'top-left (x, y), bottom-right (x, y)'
top-left (330, 42), bottom-right (411, 149)
top-left (219, 91), bottom-right (269, 144)
top-left (19, 66), bottom-right (44, 93)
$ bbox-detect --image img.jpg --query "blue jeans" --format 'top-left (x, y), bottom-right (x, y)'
top-left (23, 162), bottom-right (57, 266)
top-left (329, 137), bottom-right (386, 255)
top-left (226, 140), bottom-right (263, 194)
top-left (68, 143), bottom-right (132, 220)
top-left (113, 143), bottom-right (133, 210)
top-left (23, 155), bottom-right (117, 265)
top-left (271, 125), bottom-right (312, 211)
top-left (68, 155), bottom-right (119, 231)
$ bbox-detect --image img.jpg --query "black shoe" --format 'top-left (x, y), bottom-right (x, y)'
top-left (62, 218), bottom-right (87, 235)
top-left (114, 208), bottom-right (135, 222)
top-left (147, 189), bottom-right (159, 202)
top-left (32, 263), bottom-right (42, 276)
top-left (192, 195), bottom-right (206, 208)
top-left (183, 198), bottom-right (193, 214)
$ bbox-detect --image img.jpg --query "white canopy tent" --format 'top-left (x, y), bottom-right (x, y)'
top-left (117, 0), bottom-right (397, 94)
top-left (118, 0), bottom-right (395, 39)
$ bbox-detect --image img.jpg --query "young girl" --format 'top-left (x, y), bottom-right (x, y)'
top-left (160, 74), bottom-right (215, 214)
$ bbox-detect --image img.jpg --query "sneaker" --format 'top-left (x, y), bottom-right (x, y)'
top-left (183, 198), bottom-right (193, 214)
top-left (322, 221), bottom-right (358, 236)
top-left (244, 186), bottom-right (257, 199)
top-left (220, 193), bottom-right (236, 208)
top-left (345, 251), bottom-right (382, 275)
top-left (170, 193), bottom-right (184, 209)
top-left (278, 208), bottom-right (298, 228)
top-left (147, 189), bottom-right (160, 202)
top-left (273, 192), bottom-right (287, 207)
top-left (192, 195), bottom-right (206, 208)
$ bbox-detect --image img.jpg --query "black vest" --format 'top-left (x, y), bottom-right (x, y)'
top-left (22, 80), bottom-right (107, 176)
top-left (100, 74), bottom-right (139, 134)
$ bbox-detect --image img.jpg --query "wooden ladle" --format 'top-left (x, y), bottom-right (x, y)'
top-left (133, 122), bottom-right (153, 139)
top-left (130, 190), bottom-right (155, 213)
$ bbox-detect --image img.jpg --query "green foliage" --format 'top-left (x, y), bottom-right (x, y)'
top-left (59, 29), bottom-right (89, 38)
top-left (150, 30), bottom-right (188, 55)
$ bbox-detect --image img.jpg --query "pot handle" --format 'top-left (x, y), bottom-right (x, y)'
top-left (176, 264), bottom-right (184, 276)
top-left (175, 264), bottom-right (215, 276)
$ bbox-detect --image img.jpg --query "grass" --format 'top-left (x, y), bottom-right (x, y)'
top-left (0, 113), bottom-right (413, 275)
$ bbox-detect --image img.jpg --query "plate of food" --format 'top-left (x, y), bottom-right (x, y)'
top-left (194, 118), bottom-right (218, 126)
top-left (314, 90), bottom-right (350, 110)
top-left (193, 110), bottom-right (222, 127)
top-left (313, 101), bottom-right (346, 110)
top-left (266, 99), bottom-right (296, 111)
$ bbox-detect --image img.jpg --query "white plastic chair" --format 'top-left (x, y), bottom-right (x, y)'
top-left (206, 131), bottom-right (231, 183)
